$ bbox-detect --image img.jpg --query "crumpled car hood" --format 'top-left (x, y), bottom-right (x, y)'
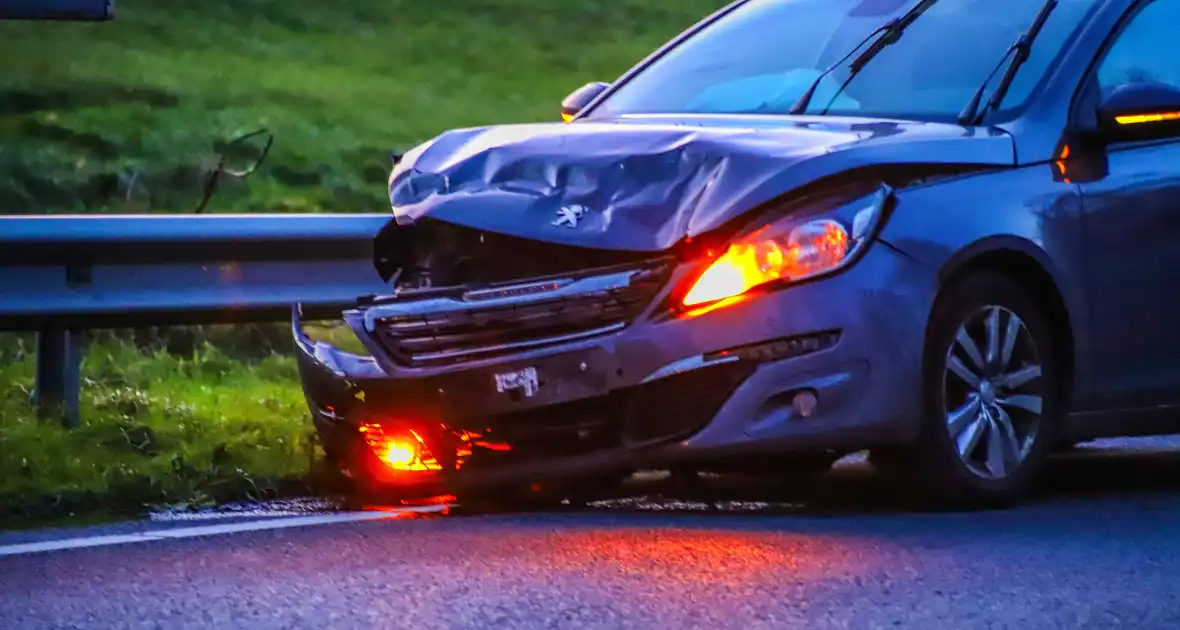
top-left (388, 114), bottom-right (1013, 252)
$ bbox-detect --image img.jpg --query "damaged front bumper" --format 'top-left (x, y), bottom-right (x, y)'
top-left (294, 245), bottom-right (931, 494)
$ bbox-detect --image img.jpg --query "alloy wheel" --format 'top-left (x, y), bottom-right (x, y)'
top-left (943, 305), bottom-right (1044, 480)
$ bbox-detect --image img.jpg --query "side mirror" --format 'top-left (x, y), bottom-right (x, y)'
top-left (561, 82), bottom-right (609, 122)
top-left (1097, 81), bottom-right (1180, 142)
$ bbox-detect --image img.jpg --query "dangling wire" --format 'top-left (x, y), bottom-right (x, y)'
top-left (194, 128), bottom-right (274, 214)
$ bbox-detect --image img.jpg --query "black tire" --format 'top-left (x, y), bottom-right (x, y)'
top-left (871, 271), bottom-right (1062, 509)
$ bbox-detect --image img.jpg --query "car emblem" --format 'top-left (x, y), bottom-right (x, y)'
top-left (552, 204), bottom-right (588, 228)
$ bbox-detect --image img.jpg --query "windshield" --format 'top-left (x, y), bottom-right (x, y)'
top-left (586, 0), bottom-right (1097, 124)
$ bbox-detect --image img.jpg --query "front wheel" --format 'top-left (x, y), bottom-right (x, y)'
top-left (872, 271), bottom-right (1060, 508)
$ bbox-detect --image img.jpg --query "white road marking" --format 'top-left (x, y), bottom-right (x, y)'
top-left (0, 506), bottom-right (447, 558)
top-left (148, 510), bottom-right (316, 522)
top-left (148, 497), bottom-right (341, 522)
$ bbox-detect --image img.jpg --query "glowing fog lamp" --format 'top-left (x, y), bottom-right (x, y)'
top-left (359, 423), bottom-right (442, 472)
top-left (681, 185), bottom-right (892, 308)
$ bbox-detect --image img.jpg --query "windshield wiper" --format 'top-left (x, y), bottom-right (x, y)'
top-left (957, 0), bottom-right (1059, 126)
top-left (790, 0), bottom-right (940, 116)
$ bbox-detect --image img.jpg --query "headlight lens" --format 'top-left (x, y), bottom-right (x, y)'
top-left (682, 184), bottom-right (893, 308)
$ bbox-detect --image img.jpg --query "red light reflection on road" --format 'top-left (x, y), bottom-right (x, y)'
top-left (514, 528), bottom-right (879, 587)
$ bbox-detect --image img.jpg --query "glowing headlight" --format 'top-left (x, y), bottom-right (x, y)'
top-left (682, 184), bottom-right (893, 308)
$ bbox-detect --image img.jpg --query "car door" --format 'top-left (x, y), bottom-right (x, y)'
top-left (1079, 0), bottom-right (1180, 410)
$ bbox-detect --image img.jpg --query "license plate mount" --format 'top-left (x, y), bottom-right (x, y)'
top-left (493, 366), bottom-right (540, 400)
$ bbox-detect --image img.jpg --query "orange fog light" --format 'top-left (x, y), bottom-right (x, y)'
top-left (383, 441), bottom-right (417, 468)
top-left (359, 423), bottom-right (442, 472)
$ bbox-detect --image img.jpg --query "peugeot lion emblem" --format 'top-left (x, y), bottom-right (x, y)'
top-left (552, 204), bottom-right (588, 228)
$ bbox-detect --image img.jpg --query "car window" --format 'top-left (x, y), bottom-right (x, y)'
top-left (587, 0), bottom-right (1098, 124)
top-left (1097, 0), bottom-right (1180, 93)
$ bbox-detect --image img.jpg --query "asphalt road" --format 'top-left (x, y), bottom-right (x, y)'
top-left (5, 438), bottom-right (1180, 629)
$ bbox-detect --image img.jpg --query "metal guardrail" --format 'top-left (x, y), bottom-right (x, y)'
top-left (0, 213), bottom-right (393, 427)
top-left (0, 0), bottom-right (114, 21)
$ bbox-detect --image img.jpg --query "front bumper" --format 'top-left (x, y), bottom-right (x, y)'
top-left (295, 244), bottom-right (934, 491)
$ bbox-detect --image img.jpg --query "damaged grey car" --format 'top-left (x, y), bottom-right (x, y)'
top-left (295, 0), bottom-right (1180, 507)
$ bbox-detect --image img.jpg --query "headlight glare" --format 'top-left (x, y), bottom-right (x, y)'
top-left (681, 185), bottom-right (892, 308)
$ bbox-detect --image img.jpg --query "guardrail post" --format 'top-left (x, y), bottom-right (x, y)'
top-left (34, 329), bottom-right (82, 428)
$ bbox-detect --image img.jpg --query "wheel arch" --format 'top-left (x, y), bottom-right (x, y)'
top-left (930, 236), bottom-right (1077, 410)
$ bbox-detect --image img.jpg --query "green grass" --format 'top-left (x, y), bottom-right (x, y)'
top-left (0, 0), bottom-right (732, 525)
top-left (0, 0), bottom-right (727, 214)
top-left (0, 328), bottom-right (325, 525)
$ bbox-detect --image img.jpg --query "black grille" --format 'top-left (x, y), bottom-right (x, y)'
top-left (620, 361), bottom-right (755, 447)
top-left (371, 262), bottom-right (671, 367)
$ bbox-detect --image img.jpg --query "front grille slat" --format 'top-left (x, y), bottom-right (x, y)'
top-left (371, 262), bottom-right (670, 367)
top-left (397, 319), bottom-right (625, 354)
top-left (388, 296), bottom-right (637, 339)
top-left (411, 323), bottom-right (626, 363)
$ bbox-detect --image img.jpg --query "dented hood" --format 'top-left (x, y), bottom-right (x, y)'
top-left (389, 114), bottom-right (1014, 252)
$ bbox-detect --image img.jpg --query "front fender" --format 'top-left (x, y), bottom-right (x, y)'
top-left (877, 164), bottom-right (1090, 402)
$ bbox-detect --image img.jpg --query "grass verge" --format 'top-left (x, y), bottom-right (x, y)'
top-left (0, 327), bottom-right (333, 527)
top-left (1, 0), bottom-right (725, 214)
top-left (1, 0), bottom-right (731, 526)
